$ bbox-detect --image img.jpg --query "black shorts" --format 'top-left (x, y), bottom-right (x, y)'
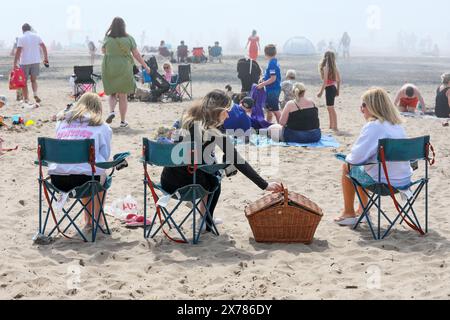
top-left (50, 175), bottom-right (100, 193)
top-left (325, 86), bottom-right (337, 107)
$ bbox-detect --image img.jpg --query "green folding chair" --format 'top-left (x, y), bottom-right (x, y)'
top-left (338, 136), bottom-right (435, 240)
top-left (141, 138), bottom-right (227, 244)
top-left (36, 138), bottom-right (130, 242)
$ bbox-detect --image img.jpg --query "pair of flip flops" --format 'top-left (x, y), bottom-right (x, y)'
top-left (122, 214), bottom-right (152, 228)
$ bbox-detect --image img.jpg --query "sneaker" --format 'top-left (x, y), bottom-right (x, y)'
top-left (120, 121), bottom-right (129, 128)
top-left (106, 112), bottom-right (116, 124)
top-left (34, 96), bottom-right (42, 104)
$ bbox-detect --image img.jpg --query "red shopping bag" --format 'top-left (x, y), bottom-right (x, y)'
top-left (9, 68), bottom-right (26, 90)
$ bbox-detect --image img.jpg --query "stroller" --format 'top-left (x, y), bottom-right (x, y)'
top-left (143, 57), bottom-right (192, 102)
top-left (71, 66), bottom-right (101, 101)
top-left (237, 58), bottom-right (261, 93)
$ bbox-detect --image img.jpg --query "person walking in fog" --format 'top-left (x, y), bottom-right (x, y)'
top-left (13, 23), bottom-right (49, 106)
top-left (102, 17), bottom-right (151, 128)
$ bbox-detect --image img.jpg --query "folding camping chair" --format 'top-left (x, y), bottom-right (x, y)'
top-left (73, 66), bottom-right (101, 101)
top-left (141, 139), bottom-right (227, 244)
top-left (35, 138), bottom-right (130, 242)
top-left (341, 136), bottom-right (435, 240)
top-left (176, 64), bottom-right (193, 100)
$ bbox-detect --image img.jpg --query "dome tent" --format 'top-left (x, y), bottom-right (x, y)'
top-left (283, 37), bottom-right (316, 56)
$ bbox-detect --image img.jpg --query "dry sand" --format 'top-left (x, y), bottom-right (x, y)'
top-left (0, 53), bottom-right (449, 300)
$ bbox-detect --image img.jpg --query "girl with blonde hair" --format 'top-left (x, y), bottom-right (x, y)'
top-left (317, 51), bottom-right (341, 131)
top-left (161, 90), bottom-right (283, 232)
top-left (269, 82), bottom-right (321, 143)
top-left (49, 92), bottom-right (113, 230)
top-left (335, 88), bottom-right (412, 226)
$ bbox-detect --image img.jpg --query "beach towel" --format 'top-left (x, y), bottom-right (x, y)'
top-left (400, 112), bottom-right (449, 121)
top-left (237, 134), bottom-right (340, 149)
top-left (250, 85), bottom-right (272, 130)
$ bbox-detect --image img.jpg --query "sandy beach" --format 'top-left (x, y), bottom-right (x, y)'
top-left (0, 53), bottom-right (449, 300)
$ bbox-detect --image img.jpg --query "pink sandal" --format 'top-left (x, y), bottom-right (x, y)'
top-left (125, 216), bottom-right (152, 228)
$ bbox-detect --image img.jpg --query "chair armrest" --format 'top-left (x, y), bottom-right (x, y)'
top-left (198, 164), bottom-right (229, 175)
top-left (96, 152), bottom-right (130, 170)
top-left (34, 160), bottom-right (49, 167)
top-left (334, 153), bottom-right (377, 166)
top-left (335, 153), bottom-right (347, 163)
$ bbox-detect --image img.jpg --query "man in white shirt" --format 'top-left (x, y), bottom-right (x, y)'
top-left (13, 23), bottom-right (49, 105)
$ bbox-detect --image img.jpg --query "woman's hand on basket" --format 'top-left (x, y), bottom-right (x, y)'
top-left (266, 182), bottom-right (284, 193)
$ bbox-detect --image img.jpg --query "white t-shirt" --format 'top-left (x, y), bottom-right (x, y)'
top-left (48, 117), bottom-right (112, 176)
top-left (17, 31), bottom-right (43, 65)
top-left (346, 120), bottom-right (413, 187)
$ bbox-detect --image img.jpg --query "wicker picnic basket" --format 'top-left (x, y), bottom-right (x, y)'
top-left (245, 188), bottom-right (323, 244)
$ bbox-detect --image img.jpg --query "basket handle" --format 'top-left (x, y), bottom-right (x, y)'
top-left (282, 184), bottom-right (289, 208)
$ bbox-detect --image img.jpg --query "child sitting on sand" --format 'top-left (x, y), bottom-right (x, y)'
top-left (394, 83), bottom-right (426, 113)
top-left (0, 96), bottom-right (6, 148)
top-left (280, 70), bottom-right (297, 109)
top-left (153, 126), bottom-right (175, 144)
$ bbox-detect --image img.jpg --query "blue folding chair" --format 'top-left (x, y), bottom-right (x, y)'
top-left (36, 138), bottom-right (130, 242)
top-left (141, 138), bottom-right (227, 244)
top-left (339, 136), bottom-right (435, 240)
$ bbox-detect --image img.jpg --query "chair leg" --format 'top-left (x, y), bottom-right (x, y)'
top-left (39, 178), bottom-right (43, 234)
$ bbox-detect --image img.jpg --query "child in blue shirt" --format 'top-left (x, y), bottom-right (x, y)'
top-left (257, 44), bottom-right (282, 123)
top-left (223, 97), bottom-right (254, 134)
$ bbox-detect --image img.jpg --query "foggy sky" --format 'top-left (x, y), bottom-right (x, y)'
top-left (2, 0), bottom-right (449, 53)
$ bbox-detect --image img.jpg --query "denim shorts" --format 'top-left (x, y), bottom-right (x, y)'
top-left (265, 90), bottom-right (281, 112)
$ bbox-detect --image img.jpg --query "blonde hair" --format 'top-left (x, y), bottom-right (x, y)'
top-left (292, 82), bottom-right (306, 100)
top-left (441, 73), bottom-right (450, 84)
top-left (286, 70), bottom-right (296, 80)
top-left (362, 88), bottom-right (403, 125)
top-left (181, 90), bottom-right (231, 132)
top-left (163, 62), bottom-right (172, 71)
top-left (67, 93), bottom-right (104, 126)
top-left (319, 51), bottom-right (338, 81)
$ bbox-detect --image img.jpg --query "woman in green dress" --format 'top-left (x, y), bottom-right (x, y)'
top-left (102, 17), bottom-right (151, 128)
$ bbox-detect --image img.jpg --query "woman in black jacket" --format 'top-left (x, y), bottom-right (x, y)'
top-left (161, 90), bottom-right (283, 231)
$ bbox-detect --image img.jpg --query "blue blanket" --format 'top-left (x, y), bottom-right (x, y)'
top-left (237, 134), bottom-right (340, 148)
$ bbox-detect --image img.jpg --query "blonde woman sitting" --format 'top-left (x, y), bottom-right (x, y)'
top-left (49, 93), bottom-right (112, 230)
top-left (336, 88), bottom-right (412, 226)
top-left (269, 83), bottom-right (321, 144)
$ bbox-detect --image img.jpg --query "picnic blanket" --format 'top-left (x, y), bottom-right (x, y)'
top-left (400, 112), bottom-right (449, 121)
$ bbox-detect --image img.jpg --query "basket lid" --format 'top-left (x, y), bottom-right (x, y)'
top-left (245, 189), bottom-right (323, 218)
